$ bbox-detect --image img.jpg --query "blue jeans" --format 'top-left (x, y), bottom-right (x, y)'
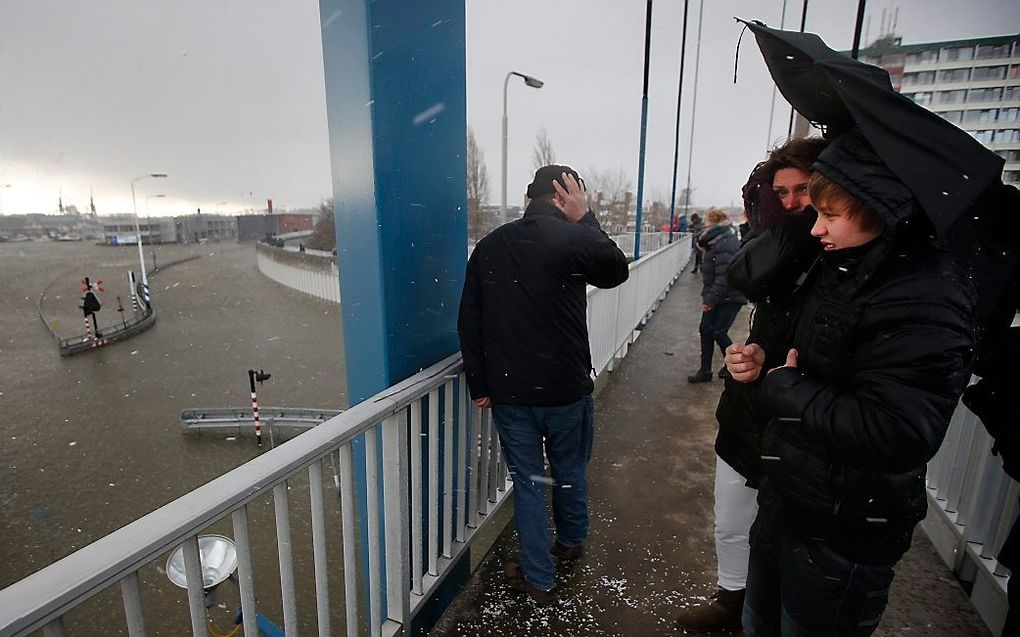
top-left (743, 521), bottom-right (894, 636)
top-left (699, 302), bottom-right (742, 373)
top-left (491, 395), bottom-right (595, 591)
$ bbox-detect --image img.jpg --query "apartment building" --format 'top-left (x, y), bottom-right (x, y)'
top-left (858, 33), bottom-right (1020, 185)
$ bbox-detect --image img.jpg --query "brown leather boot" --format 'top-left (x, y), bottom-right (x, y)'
top-left (674, 587), bottom-right (745, 632)
top-left (505, 562), bottom-right (558, 606)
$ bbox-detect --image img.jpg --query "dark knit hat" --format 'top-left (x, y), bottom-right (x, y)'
top-left (526, 164), bottom-right (582, 199)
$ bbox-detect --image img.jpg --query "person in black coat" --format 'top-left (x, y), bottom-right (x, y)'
top-left (957, 180), bottom-right (1020, 637)
top-left (675, 136), bottom-right (827, 632)
top-left (689, 213), bottom-right (704, 273)
top-left (458, 165), bottom-right (629, 605)
top-left (734, 131), bottom-right (976, 636)
top-left (687, 209), bottom-right (747, 384)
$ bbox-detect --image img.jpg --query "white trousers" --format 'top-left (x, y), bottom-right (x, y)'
top-left (714, 454), bottom-right (759, 591)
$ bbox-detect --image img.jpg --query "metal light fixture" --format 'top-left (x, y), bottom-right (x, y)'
top-left (165, 535), bottom-right (238, 590)
top-left (501, 70), bottom-right (545, 217)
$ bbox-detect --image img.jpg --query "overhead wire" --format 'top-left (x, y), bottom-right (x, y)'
top-left (682, 0), bottom-right (706, 220)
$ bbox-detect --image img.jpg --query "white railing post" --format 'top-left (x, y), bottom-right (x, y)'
top-left (309, 460), bottom-right (332, 637)
top-left (365, 427), bottom-right (382, 636)
top-left (181, 536), bottom-right (209, 637)
top-left (339, 444), bottom-right (360, 637)
top-left (410, 400), bottom-right (424, 596)
top-left (273, 483), bottom-right (299, 636)
top-left (427, 388), bottom-right (440, 575)
top-left (120, 572), bottom-right (147, 637)
top-left (231, 507), bottom-right (259, 637)
top-left (381, 413), bottom-right (411, 629)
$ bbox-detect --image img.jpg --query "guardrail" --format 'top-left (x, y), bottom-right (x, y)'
top-left (608, 231), bottom-right (673, 257)
top-left (40, 254), bottom-right (203, 355)
top-left (255, 242), bottom-right (340, 303)
top-left (923, 395), bottom-right (1017, 635)
top-left (58, 306), bottom-right (156, 355)
top-left (260, 233), bottom-right (688, 305)
top-left (0, 239), bottom-right (690, 637)
top-left (180, 407), bottom-right (343, 438)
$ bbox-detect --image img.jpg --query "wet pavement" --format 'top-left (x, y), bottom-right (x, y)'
top-left (431, 265), bottom-right (992, 636)
top-left (1, 240), bottom-right (347, 634)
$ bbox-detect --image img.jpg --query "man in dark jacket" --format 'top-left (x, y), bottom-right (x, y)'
top-left (457, 165), bottom-right (629, 605)
top-left (737, 131), bottom-right (975, 636)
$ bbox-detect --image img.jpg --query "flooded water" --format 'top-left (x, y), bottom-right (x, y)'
top-left (0, 240), bottom-right (348, 633)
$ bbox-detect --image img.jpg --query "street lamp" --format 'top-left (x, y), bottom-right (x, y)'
top-left (131, 173), bottom-right (167, 308)
top-left (145, 193), bottom-right (166, 272)
top-left (501, 71), bottom-right (544, 217)
top-left (0, 184), bottom-right (11, 216)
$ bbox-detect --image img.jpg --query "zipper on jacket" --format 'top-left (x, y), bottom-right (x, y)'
top-left (832, 466), bottom-right (848, 515)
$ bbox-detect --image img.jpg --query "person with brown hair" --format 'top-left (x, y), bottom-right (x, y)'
top-left (687, 209), bottom-right (746, 384)
top-left (735, 131), bottom-right (974, 636)
top-left (676, 136), bottom-right (827, 632)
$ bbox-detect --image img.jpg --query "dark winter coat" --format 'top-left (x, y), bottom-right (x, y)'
top-left (714, 211), bottom-right (820, 486)
top-left (698, 222), bottom-right (747, 308)
top-left (750, 129), bottom-right (977, 566)
top-left (757, 235), bottom-right (975, 566)
top-left (457, 198), bottom-right (629, 406)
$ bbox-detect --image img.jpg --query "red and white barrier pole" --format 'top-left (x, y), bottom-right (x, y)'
top-left (248, 369), bottom-right (262, 447)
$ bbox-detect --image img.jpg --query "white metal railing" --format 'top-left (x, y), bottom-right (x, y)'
top-left (608, 231), bottom-right (675, 257)
top-left (0, 237), bottom-right (690, 637)
top-left (924, 390), bottom-right (1017, 635)
top-left (256, 243), bottom-right (341, 303)
top-left (589, 236), bottom-right (691, 375)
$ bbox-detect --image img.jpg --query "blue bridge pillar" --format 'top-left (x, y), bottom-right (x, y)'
top-left (318, 0), bottom-right (467, 632)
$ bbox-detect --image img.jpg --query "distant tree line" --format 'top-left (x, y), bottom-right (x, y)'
top-left (312, 127), bottom-right (696, 248)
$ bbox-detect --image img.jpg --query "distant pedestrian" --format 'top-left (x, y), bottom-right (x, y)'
top-left (689, 213), bottom-right (703, 273)
top-left (458, 165), bottom-right (629, 605)
top-left (687, 209), bottom-right (745, 384)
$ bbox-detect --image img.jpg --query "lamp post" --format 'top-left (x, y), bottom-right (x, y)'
top-left (145, 193), bottom-right (166, 272)
top-left (501, 71), bottom-right (544, 217)
top-left (0, 184), bottom-right (11, 216)
top-left (131, 173), bottom-right (167, 308)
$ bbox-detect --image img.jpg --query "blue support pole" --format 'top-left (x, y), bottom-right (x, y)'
top-left (318, 0), bottom-right (467, 631)
top-left (633, 0), bottom-right (653, 261)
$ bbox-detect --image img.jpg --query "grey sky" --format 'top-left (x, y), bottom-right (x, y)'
top-left (0, 1), bottom-right (1017, 216)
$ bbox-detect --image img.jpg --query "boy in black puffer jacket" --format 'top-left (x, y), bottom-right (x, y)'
top-left (735, 130), bottom-right (975, 636)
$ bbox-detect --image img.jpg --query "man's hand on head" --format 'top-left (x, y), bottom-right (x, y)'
top-left (552, 172), bottom-right (588, 223)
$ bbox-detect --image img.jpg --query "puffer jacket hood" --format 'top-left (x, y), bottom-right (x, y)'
top-left (813, 128), bottom-right (916, 231)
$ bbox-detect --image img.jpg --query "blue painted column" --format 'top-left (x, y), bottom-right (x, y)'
top-left (318, 0), bottom-right (467, 630)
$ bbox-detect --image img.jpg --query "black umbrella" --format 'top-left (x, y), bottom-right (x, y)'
top-left (737, 18), bottom-right (1005, 236)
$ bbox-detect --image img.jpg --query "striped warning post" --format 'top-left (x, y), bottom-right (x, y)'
top-left (252, 391), bottom-right (262, 447)
top-left (128, 271), bottom-right (139, 313)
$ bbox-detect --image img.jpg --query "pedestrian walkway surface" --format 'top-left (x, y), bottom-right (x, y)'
top-left (432, 264), bottom-right (992, 636)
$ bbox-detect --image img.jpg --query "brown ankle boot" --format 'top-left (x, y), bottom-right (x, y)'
top-left (674, 587), bottom-right (745, 632)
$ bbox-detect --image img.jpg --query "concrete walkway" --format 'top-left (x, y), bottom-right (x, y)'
top-left (432, 264), bottom-right (991, 636)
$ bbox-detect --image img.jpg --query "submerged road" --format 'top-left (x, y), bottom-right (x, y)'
top-left (1, 240), bottom-right (347, 634)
